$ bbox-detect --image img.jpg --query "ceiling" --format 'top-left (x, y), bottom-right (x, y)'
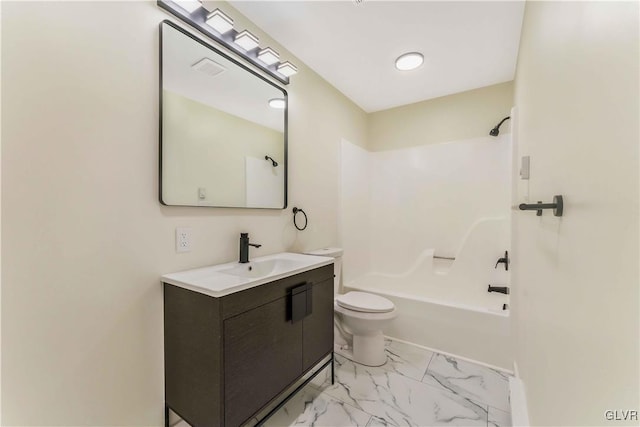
top-left (230, 1), bottom-right (525, 113)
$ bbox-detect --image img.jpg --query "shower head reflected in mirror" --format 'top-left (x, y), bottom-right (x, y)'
top-left (490, 116), bottom-right (511, 136)
top-left (265, 155), bottom-right (278, 167)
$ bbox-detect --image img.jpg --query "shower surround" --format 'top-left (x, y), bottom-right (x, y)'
top-left (340, 136), bottom-right (512, 368)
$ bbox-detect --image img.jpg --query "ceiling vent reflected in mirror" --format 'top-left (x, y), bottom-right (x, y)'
top-left (191, 58), bottom-right (226, 77)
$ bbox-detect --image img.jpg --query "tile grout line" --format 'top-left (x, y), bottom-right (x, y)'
top-left (423, 351), bottom-right (436, 379)
top-left (486, 404), bottom-right (490, 427)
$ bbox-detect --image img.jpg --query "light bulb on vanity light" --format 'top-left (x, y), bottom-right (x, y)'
top-left (277, 61), bottom-right (298, 77)
top-left (205, 9), bottom-right (234, 34)
top-left (234, 30), bottom-right (259, 51)
top-left (257, 47), bottom-right (280, 66)
top-left (174, 0), bottom-right (202, 14)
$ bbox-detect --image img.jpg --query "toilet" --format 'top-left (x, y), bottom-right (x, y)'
top-left (304, 248), bottom-right (396, 367)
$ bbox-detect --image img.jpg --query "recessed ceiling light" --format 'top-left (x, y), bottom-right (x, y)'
top-left (174, 0), bottom-right (201, 14)
top-left (205, 9), bottom-right (234, 34)
top-left (257, 47), bottom-right (280, 66)
top-left (268, 98), bottom-right (286, 109)
top-left (234, 30), bottom-right (259, 51)
top-left (395, 52), bottom-right (424, 71)
top-left (277, 61), bottom-right (298, 77)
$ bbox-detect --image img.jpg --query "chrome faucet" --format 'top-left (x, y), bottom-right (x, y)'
top-left (239, 233), bottom-right (261, 263)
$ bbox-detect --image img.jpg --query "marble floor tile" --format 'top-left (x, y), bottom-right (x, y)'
top-left (488, 407), bottom-right (512, 427)
top-left (366, 416), bottom-right (391, 426)
top-left (421, 354), bottom-right (511, 412)
top-left (383, 339), bottom-right (434, 382)
top-left (263, 386), bottom-right (372, 427)
top-left (314, 355), bottom-right (488, 426)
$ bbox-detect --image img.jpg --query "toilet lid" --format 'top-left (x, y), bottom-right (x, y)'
top-left (336, 291), bottom-right (395, 313)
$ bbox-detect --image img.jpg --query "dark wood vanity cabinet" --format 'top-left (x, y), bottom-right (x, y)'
top-left (164, 264), bottom-right (334, 427)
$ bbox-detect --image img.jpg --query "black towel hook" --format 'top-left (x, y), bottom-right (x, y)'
top-left (292, 207), bottom-right (308, 231)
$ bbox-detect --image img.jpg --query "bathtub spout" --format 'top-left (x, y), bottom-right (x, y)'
top-left (488, 285), bottom-right (510, 294)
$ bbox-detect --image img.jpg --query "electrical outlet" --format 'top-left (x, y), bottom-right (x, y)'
top-left (176, 227), bottom-right (192, 253)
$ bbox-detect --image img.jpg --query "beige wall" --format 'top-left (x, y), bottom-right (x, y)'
top-left (0, 1), bottom-right (366, 425)
top-left (512, 1), bottom-right (639, 425)
top-left (368, 81), bottom-right (513, 151)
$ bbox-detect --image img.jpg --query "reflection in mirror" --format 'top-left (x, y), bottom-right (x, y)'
top-left (161, 21), bottom-right (287, 208)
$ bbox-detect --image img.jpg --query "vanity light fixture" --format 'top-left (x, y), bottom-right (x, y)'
top-left (277, 61), bottom-right (298, 77)
top-left (257, 47), bottom-right (280, 66)
top-left (234, 30), bottom-right (259, 51)
top-left (158, 0), bottom-right (294, 84)
top-left (174, 0), bottom-right (201, 14)
top-left (395, 52), bottom-right (424, 71)
top-left (205, 8), bottom-right (234, 34)
top-left (268, 98), bottom-right (286, 109)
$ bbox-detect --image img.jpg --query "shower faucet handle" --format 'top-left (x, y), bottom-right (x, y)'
top-left (495, 251), bottom-right (509, 271)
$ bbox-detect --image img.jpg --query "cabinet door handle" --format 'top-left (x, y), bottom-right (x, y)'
top-left (305, 283), bottom-right (313, 317)
top-left (290, 282), bottom-right (314, 323)
top-left (291, 283), bottom-right (307, 323)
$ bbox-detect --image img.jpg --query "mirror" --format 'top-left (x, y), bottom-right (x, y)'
top-left (160, 21), bottom-right (287, 208)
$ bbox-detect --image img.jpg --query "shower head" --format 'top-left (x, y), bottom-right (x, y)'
top-left (490, 116), bottom-right (511, 137)
top-left (265, 155), bottom-right (278, 167)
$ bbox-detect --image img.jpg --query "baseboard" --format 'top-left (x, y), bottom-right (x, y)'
top-left (384, 335), bottom-right (514, 375)
top-left (509, 376), bottom-right (530, 427)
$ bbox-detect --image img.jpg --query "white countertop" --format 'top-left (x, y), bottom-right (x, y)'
top-left (161, 252), bottom-right (333, 298)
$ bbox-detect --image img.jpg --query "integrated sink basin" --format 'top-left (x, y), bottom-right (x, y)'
top-left (161, 252), bottom-right (333, 297)
top-left (220, 258), bottom-right (304, 279)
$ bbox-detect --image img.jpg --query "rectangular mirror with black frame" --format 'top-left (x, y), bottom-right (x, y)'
top-left (160, 21), bottom-right (287, 209)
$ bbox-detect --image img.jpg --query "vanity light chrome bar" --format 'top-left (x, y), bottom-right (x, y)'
top-left (157, 0), bottom-right (295, 85)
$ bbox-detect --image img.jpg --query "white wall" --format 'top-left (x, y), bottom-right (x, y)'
top-left (0, 2), bottom-right (366, 425)
top-left (512, 1), bottom-right (639, 425)
top-left (339, 139), bottom-right (371, 283)
top-left (0, 3), bottom-right (3, 420)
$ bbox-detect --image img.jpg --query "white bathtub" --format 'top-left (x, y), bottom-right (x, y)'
top-left (344, 218), bottom-right (513, 370)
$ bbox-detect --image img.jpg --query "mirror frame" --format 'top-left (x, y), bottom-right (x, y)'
top-left (159, 20), bottom-right (288, 209)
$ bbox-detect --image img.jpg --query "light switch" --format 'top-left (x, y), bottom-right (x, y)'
top-left (198, 187), bottom-right (206, 200)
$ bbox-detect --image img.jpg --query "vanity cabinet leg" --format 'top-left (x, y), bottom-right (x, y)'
top-left (331, 352), bottom-right (335, 385)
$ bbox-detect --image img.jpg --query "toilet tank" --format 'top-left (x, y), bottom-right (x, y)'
top-left (304, 248), bottom-right (343, 294)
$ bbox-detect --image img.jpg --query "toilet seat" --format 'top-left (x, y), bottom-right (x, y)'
top-left (336, 291), bottom-right (394, 313)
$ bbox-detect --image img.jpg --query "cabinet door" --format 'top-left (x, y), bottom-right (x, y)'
top-left (302, 278), bottom-right (334, 371)
top-left (224, 296), bottom-right (302, 427)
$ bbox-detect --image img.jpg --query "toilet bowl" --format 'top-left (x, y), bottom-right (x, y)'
top-left (304, 248), bottom-right (396, 367)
